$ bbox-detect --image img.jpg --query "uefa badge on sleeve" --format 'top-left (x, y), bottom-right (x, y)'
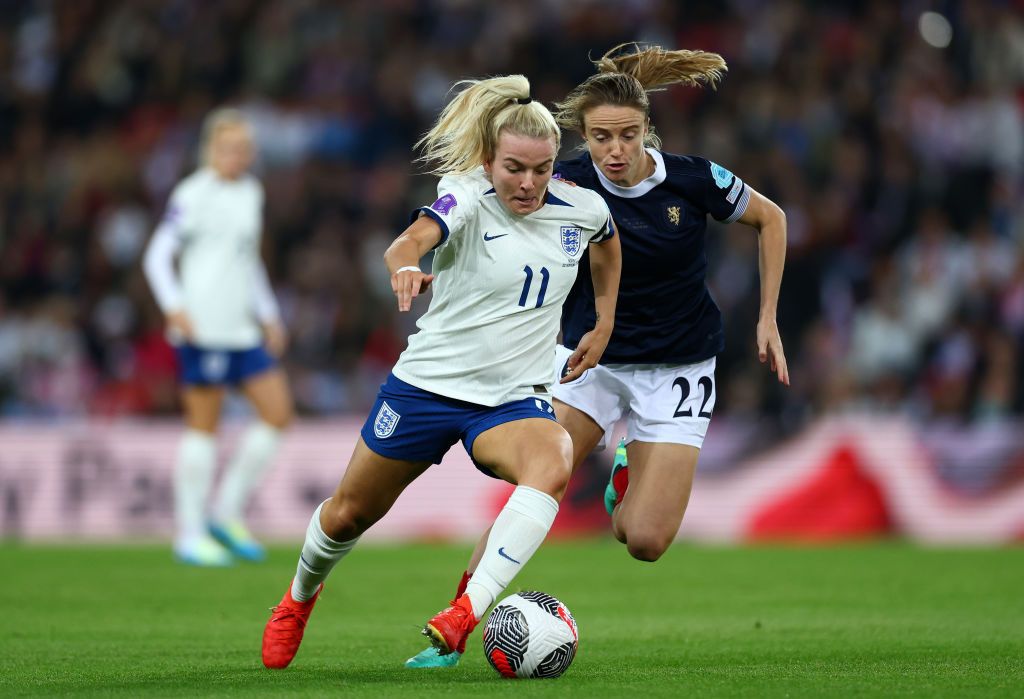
top-left (373, 401), bottom-right (401, 439)
top-left (430, 193), bottom-right (458, 215)
top-left (559, 226), bottom-right (582, 256)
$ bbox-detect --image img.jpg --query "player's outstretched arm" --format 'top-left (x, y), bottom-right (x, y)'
top-left (736, 188), bottom-right (790, 386)
top-left (384, 215), bottom-right (442, 312)
top-left (561, 230), bottom-right (621, 383)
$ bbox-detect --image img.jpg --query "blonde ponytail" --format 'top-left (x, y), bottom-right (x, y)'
top-left (416, 75), bottom-right (560, 176)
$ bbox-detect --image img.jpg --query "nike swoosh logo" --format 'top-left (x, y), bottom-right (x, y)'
top-left (497, 547), bottom-right (521, 564)
top-left (483, 232), bottom-right (509, 241)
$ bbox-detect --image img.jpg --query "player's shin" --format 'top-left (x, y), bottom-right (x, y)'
top-left (464, 485), bottom-right (559, 619)
top-left (291, 500), bottom-right (359, 601)
top-left (213, 421), bottom-right (280, 524)
top-left (174, 429), bottom-right (217, 544)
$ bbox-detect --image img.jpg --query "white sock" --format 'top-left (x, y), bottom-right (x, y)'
top-left (174, 429), bottom-right (217, 544)
top-left (465, 486), bottom-right (558, 619)
top-left (213, 421), bottom-right (281, 524)
top-left (291, 501), bottom-right (359, 602)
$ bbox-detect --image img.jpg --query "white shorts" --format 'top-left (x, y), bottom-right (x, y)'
top-left (551, 345), bottom-right (717, 451)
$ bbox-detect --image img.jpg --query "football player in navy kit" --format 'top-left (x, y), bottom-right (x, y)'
top-left (406, 44), bottom-right (788, 670)
top-left (551, 43), bottom-right (788, 562)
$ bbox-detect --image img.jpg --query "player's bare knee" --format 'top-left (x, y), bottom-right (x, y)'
top-left (538, 452), bottom-right (573, 499)
top-left (625, 531), bottom-right (673, 562)
top-left (319, 498), bottom-right (365, 541)
top-left (520, 458), bottom-right (570, 500)
top-left (518, 433), bottom-right (572, 499)
top-left (626, 541), bottom-right (665, 563)
top-left (546, 459), bottom-right (572, 500)
top-left (264, 406), bottom-right (293, 430)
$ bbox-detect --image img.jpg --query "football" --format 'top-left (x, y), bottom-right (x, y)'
top-left (482, 591), bottom-right (579, 679)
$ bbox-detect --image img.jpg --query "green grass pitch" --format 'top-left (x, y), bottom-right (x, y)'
top-left (1, 540), bottom-right (1021, 697)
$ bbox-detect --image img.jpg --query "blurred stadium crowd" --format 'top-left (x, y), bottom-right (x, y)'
top-left (1, 0), bottom-right (1023, 425)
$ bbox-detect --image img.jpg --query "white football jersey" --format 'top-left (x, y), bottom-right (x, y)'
top-left (147, 168), bottom-right (271, 348)
top-left (392, 167), bottom-right (615, 406)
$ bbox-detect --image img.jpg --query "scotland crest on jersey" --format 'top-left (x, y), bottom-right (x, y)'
top-left (560, 225), bottom-right (582, 256)
top-left (373, 401), bottom-right (401, 438)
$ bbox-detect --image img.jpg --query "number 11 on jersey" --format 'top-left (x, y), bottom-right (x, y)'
top-left (518, 265), bottom-right (550, 308)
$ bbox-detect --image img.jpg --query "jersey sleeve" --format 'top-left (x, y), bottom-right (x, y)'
top-left (589, 197), bottom-right (616, 243)
top-left (696, 157), bottom-right (750, 223)
top-left (142, 181), bottom-right (197, 313)
top-left (249, 258), bottom-right (281, 322)
top-left (410, 175), bottom-right (475, 249)
top-left (159, 181), bottom-right (199, 242)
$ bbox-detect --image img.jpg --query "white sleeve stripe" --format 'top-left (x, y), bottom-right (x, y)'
top-left (142, 223), bottom-right (184, 313)
top-left (590, 216), bottom-right (615, 242)
top-left (250, 260), bottom-right (280, 323)
top-left (723, 185), bottom-right (751, 223)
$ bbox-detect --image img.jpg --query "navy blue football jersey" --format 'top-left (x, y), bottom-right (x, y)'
top-left (556, 149), bottom-right (750, 364)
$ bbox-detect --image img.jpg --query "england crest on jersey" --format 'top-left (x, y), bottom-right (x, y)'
top-left (373, 401), bottom-right (401, 439)
top-left (560, 225), bottom-right (582, 256)
top-left (200, 351), bottom-right (229, 381)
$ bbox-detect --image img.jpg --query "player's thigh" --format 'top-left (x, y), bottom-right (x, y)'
top-left (618, 441), bottom-right (699, 541)
top-left (240, 367), bottom-right (294, 428)
top-left (181, 385), bottom-right (226, 432)
top-left (323, 437), bottom-right (433, 539)
top-left (551, 344), bottom-right (629, 455)
top-left (553, 399), bottom-right (604, 472)
top-left (471, 418), bottom-right (573, 497)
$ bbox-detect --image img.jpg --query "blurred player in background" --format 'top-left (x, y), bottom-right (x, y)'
top-left (260, 74), bottom-right (621, 670)
top-left (142, 108), bottom-right (292, 567)
top-left (407, 43), bottom-right (789, 669)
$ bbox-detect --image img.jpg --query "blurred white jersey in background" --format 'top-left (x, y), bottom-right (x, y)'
top-left (143, 168), bottom-right (278, 348)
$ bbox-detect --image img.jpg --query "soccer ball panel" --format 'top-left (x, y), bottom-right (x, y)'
top-left (534, 640), bottom-right (577, 678)
top-left (482, 604), bottom-right (528, 677)
top-left (483, 591), bottom-right (578, 679)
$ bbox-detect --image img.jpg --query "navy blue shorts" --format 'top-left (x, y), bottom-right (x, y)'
top-left (175, 344), bottom-right (275, 386)
top-left (360, 373), bottom-right (557, 478)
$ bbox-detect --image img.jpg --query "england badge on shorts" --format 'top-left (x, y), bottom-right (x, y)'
top-left (560, 225), bottom-right (582, 256)
top-left (201, 351), bottom-right (229, 382)
top-left (373, 401), bottom-right (401, 439)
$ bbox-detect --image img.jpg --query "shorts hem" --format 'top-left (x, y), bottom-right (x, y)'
top-left (627, 433), bottom-right (706, 450)
top-left (551, 394), bottom-right (608, 433)
top-left (359, 433), bottom-right (443, 465)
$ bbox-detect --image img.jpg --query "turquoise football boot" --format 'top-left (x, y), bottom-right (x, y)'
top-left (404, 646), bottom-right (462, 669)
top-left (209, 520), bottom-right (266, 562)
top-left (604, 438), bottom-right (629, 515)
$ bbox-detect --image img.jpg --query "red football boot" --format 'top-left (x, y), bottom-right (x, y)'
top-left (262, 582), bottom-right (322, 669)
top-left (423, 594), bottom-right (479, 656)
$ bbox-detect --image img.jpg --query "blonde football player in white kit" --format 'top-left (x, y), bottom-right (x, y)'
top-left (143, 109), bottom-right (293, 567)
top-left (260, 75), bottom-right (621, 670)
